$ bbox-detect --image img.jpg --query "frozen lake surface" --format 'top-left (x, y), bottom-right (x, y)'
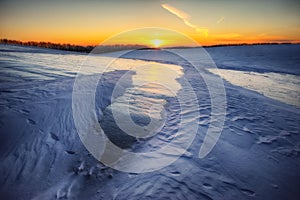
top-left (0, 44), bottom-right (299, 199)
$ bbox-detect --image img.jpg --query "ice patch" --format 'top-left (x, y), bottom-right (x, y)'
top-left (208, 69), bottom-right (300, 107)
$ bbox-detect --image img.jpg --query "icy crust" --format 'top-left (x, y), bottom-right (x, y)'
top-left (0, 71), bottom-right (126, 199)
top-left (208, 69), bottom-right (300, 108)
top-left (0, 45), bottom-right (300, 199)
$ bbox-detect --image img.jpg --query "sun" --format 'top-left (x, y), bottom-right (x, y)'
top-left (151, 39), bottom-right (163, 48)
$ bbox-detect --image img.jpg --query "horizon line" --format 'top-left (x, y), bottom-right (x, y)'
top-left (1, 38), bottom-right (299, 53)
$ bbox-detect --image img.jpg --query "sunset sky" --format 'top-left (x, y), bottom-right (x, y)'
top-left (1, 0), bottom-right (300, 47)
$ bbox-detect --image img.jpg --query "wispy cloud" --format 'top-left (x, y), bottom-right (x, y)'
top-left (161, 3), bottom-right (208, 37)
top-left (217, 16), bottom-right (225, 24)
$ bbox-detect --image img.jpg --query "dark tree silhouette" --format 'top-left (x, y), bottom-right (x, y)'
top-left (0, 38), bottom-right (296, 53)
top-left (0, 39), bottom-right (149, 53)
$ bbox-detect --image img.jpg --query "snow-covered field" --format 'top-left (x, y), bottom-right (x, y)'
top-left (0, 44), bottom-right (299, 199)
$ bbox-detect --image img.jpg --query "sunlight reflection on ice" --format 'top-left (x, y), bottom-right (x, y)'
top-left (208, 68), bottom-right (300, 107)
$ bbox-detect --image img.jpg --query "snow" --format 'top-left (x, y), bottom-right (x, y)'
top-left (208, 69), bottom-right (300, 108)
top-left (0, 44), bottom-right (300, 199)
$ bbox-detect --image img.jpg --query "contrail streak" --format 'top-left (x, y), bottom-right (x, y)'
top-left (161, 3), bottom-right (208, 37)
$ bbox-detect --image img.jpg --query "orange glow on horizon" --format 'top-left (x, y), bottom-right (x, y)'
top-left (4, 32), bottom-right (299, 47)
top-left (150, 39), bottom-right (164, 48)
top-left (0, 1), bottom-right (299, 47)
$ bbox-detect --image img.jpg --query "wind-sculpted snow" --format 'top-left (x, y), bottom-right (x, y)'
top-left (0, 44), bottom-right (300, 199)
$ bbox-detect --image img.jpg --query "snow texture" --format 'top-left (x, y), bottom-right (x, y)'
top-left (0, 44), bottom-right (299, 199)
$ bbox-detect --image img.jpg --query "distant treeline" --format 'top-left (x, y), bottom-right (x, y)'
top-left (0, 39), bottom-right (148, 53)
top-left (0, 38), bottom-right (298, 53)
top-left (167, 42), bottom-right (297, 49)
top-left (202, 42), bottom-right (297, 48)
